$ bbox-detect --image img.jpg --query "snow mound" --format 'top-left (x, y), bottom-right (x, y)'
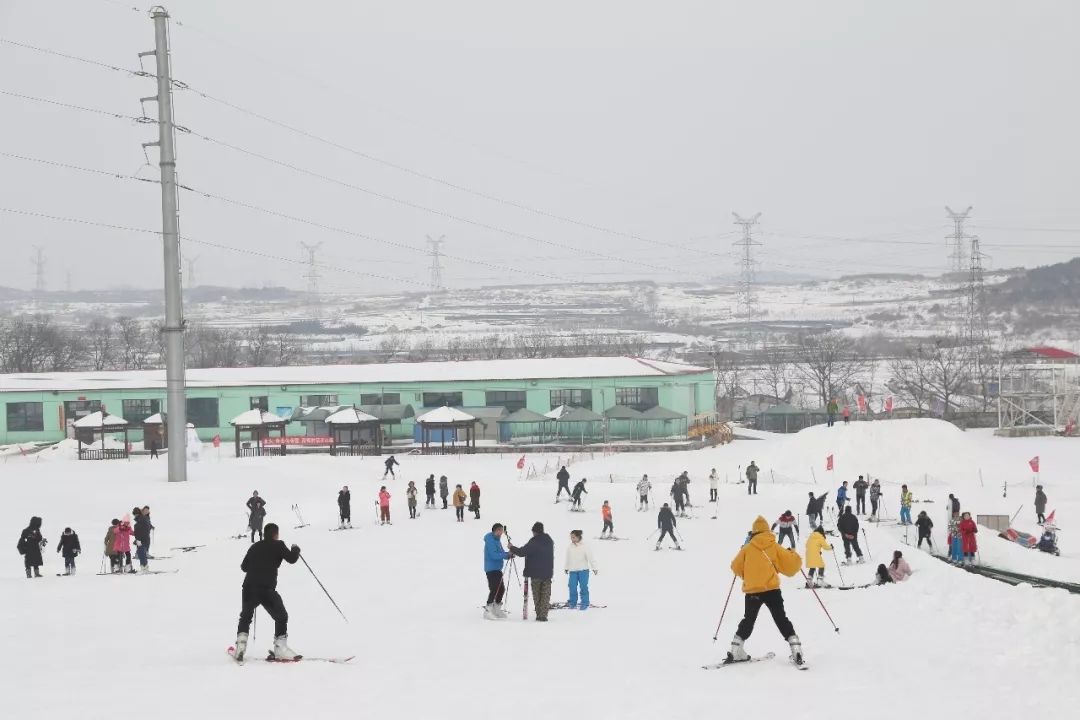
top-left (32, 437), bottom-right (128, 462)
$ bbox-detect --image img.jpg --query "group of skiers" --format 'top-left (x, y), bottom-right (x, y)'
top-left (17, 504), bottom-right (155, 579)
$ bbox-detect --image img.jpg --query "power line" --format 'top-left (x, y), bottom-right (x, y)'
top-left (0, 87), bottom-right (156, 124)
top-left (0, 37), bottom-right (155, 78)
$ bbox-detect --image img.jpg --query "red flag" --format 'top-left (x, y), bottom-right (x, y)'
top-left (857, 394), bottom-right (867, 413)
top-left (826, 454), bottom-right (834, 471)
top-left (884, 396), bottom-right (894, 413)
top-left (1044, 510), bottom-right (1056, 527)
top-left (212, 434), bottom-right (221, 448)
top-left (516, 455), bottom-right (525, 470)
top-left (1029, 456), bottom-right (1039, 473)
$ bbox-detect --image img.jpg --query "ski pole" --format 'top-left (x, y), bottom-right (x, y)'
top-left (711, 575), bottom-right (737, 641)
top-left (645, 528), bottom-right (659, 541)
top-left (799, 569), bottom-right (840, 632)
top-left (299, 553), bottom-right (348, 623)
top-left (831, 547), bottom-right (847, 586)
top-left (861, 528), bottom-right (872, 559)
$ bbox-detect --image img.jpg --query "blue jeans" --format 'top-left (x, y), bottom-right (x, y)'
top-left (567, 570), bottom-right (590, 609)
top-left (900, 507), bottom-right (911, 524)
top-left (136, 542), bottom-right (149, 567)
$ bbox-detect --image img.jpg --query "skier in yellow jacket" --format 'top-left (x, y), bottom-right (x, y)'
top-left (728, 516), bottom-right (805, 666)
top-left (804, 526), bottom-right (832, 588)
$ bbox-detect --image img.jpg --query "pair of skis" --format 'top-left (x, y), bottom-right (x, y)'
top-left (702, 652), bottom-right (808, 671)
top-left (227, 646), bottom-right (353, 665)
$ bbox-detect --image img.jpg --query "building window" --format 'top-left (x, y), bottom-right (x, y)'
top-left (121, 399), bottom-right (160, 425)
top-left (485, 390), bottom-right (526, 413)
top-left (615, 387), bottom-right (659, 411)
top-left (360, 393), bottom-right (400, 405)
top-left (422, 392), bottom-right (463, 408)
top-left (7, 402), bottom-right (44, 431)
top-left (63, 400), bottom-right (101, 422)
top-left (300, 394), bottom-right (338, 407)
top-left (550, 389), bottom-right (592, 410)
top-left (250, 396), bottom-right (269, 411)
top-left (186, 398), bottom-right (219, 428)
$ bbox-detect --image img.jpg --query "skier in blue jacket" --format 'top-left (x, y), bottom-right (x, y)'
top-left (836, 481), bottom-right (849, 516)
top-left (483, 524), bottom-right (510, 619)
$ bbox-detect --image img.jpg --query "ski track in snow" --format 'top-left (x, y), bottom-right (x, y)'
top-left (2, 419), bottom-right (1078, 718)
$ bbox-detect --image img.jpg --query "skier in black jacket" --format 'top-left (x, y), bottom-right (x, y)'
top-left (246, 491), bottom-right (266, 514)
top-left (853, 476), bottom-right (869, 515)
top-left (234, 523), bottom-right (301, 662)
top-left (425, 474), bottom-right (436, 508)
top-left (16, 516), bottom-right (45, 578)
top-left (337, 486), bottom-right (352, 528)
top-left (656, 503), bottom-right (680, 550)
top-left (383, 455), bottom-right (399, 479)
top-left (915, 511), bottom-right (934, 549)
top-left (439, 475), bottom-right (449, 509)
top-left (836, 507), bottom-right (864, 563)
top-left (806, 492), bottom-right (828, 529)
top-left (509, 522), bottom-right (555, 621)
top-left (556, 466), bottom-right (571, 501)
top-left (571, 479), bottom-right (588, 509)
top-left (133, 507), bottom-right (154, 572)
top-left (57, 527), bottom-right (81, 575)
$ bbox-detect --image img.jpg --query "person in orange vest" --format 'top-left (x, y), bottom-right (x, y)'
top-left (600, 501), bottom-right (614, 539)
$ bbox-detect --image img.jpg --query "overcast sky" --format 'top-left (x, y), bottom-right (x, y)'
top-left (1, 0), bottom-right (1078, 293)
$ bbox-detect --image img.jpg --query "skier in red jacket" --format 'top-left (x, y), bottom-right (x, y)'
top-left (958, 512), bottom-right (978, 565)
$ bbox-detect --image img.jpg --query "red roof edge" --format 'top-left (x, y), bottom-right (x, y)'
top-left (1024, 346), bottom-right (1080, 359)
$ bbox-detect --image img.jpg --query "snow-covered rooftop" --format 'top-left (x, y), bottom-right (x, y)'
top-left (325, 407), bottom-right (380, 424)
top-left (229, 409), bottom-right (288, 426)
top-left (0, 357), bottom-right (709, 393)
top-left (416, 406), bottom-right (476, 424)
top-left (72, 411), bottom-right (128, 428)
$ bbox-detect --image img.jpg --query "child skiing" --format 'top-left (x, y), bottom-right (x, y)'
top-left (637, 474), bottom-right (652, 511)
top-left (804, 526), bottom-right (831, 587)
top-left (469, 481), bottom-right (481, 519)
top-left (337, 486), bottom-right (352, 528)
top-left (17, 516), bottom-right (45, 579)
top-left (727, 516), bottom-right (804, 666)
top-left (600, 501), bottom-right (614, 538)
top-left (656, 503), bottom-right (680, 550)
top-left (234, 523), bottom-right (301, 662)
top-left (104, 519), bottom-right (120, 573)
top-left (915, 511), bottom-right (933, 549)
top-left (483, 523), bottom-right (510, 620)
top-left (383, 455), bottom-right (399, 479)
top-left (869, 479), bottom-right (882, 521)
top-left (57, 527), bottom-right (81, 575)
top-left (406, 481), bottom-right (419, 519)
top-left (771, 510), bottom-right (799, 549)
top-left (247, 491), bottom-right (267, 543)
top-left (378, 486), bottom-right (392, 525)
top-left (453, 484), bottom-right (467, 522)
top-left (899, 485), bottom-right (913, 525)
top-left (571, 478), bottom-right (588, 510)
top-left (958, 512), bottom-right (978, 565)
top-left (114, 516), bottom-right (135, 574)
top-left (565, 530), bottom-right (598, 610)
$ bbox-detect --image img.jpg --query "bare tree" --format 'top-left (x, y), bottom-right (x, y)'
top-left (792, 331), bottom-right (868, 407)
top-left (757, 344), bottom-right (793, 402)
top-left (920, 338), bottom-right (972, 418)
top-left (116, 317), bottom-right (155, 370)
top-left (86, 318), bottom-right (115, 371)
top-left (377, 331), bottom-right (408, 362)
top-left (0, 315), bottom-right (79, 372)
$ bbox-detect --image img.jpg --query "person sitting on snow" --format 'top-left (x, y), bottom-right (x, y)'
top-left (887, 550), bottom-right (912, 582)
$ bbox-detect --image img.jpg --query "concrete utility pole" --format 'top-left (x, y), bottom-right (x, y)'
top-left (32, 246), bottom-right (46, 293)
top-left (426, 234), bottom-right (445, 292)
top-left (141, 6), bottom-right (187, 482)
top-left (732, 213), bottom-right (762, 345)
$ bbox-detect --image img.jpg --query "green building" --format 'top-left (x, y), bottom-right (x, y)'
top-left (0, 356), bottom-right (714, 446)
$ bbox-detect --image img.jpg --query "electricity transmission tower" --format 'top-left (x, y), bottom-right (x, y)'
top-left (966, 233), bottom-right (990, 349)
top-left (300, 241), bottom-right (323, 320)
top-left (32, 246), bottom-right (46, 293)
top-left (945, 206), bottom-right (973, 274)
top-left (732, 213), bottom-right (762, 344)
top-left (426, 234), bottom-right (446, 292)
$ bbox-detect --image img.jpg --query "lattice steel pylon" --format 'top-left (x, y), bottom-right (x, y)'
top-left (945, 206), bottom-right (973, 274)
top-left (185, 255), bottom-right (199, 288)
top-left (426, 234), bottom-right (446, 292)
top-left (32, 246), bottom-right (46, 293)
top-left (732, 213), bottom-right (762, 344)
top-left (966, 233), bottom-right (990, 349)
top-left (300, 241), bottom-right (323, 319)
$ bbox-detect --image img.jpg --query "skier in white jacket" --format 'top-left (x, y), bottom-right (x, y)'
top-left (709, 468), bottom-right (719, 502)
top-left (636, 475), bottom-right (652, 511)
top-left (565, 530), bottom-right (598, 610)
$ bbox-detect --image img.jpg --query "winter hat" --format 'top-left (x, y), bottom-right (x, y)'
top-left (64, 527), bottom-right (72, 534)
top-left (751, 516), bottom-right (769, 535)
top-left (531, 522), bottom-right (545, 534)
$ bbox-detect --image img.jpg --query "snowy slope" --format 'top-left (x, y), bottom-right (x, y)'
top-left (2, 422), bottom-right (1078, 719)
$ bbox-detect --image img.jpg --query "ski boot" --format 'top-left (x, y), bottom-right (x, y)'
top-left (675, 543), bottom-right (682, 550)
top-left (493, 603), bottom-right (508, 619)
top-left (483, 603), bottom-right (499, 620)
top-left (856, 556), bottom-right (866, 564)
top-left (33, 567), bottom-right (42, 578)
top-left (787, 635), bottom-right (805, 666)
top-left (725, 634), bottom-right (750, 663)
top-left (233, 632), bottom-right (249, 662)
top-left (271, 635), bottom-right (300, 660)
top-left (654, 541), bottom-right (662, 551)
top-left (25, 567), bottom-right (31, 579)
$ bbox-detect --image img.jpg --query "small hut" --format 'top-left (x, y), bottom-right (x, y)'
top-left (415, 406), bottom-right (478, 454)
top-left (555, 406), bottom-right (604, 445)
top-left (603, 405), bottom-right (644, 441)
top-left (229, 409), bottom-right (288, 457)
top-left (142, 412), bottom-right (167, 451)
top-left (497, 408), bottom-right (554, 444)
top-left (459, 406), bottom-right (508, 442)
top-left (638, 405), bottom-right (688, 439)
top-left (74, 411), bottom-right (130, 460)
top-left (325, 407), bottom-right (382, 456)
top-left (756, 404), bottom-right (828, 434)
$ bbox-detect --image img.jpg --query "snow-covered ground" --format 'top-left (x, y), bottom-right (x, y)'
top-left (3, 419), bottom-right (1078, 718)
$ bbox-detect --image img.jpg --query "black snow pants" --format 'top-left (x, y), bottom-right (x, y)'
top-left (238, 585), bottom-right (289, 637)
top-left (657, 527), bottom-right (677, 544)
top-left (842, 535), bottom-right (863, 559)
top-left (736, 589), bottom-right (795, 641)
top-left (918, 533), bottom-right (932, 549)
top-left (856, 494), bottom-right (866, 514)
top-left (778, 527), bottom-right (796, 549)
top-left (486, 570), bottom-right (506, 605)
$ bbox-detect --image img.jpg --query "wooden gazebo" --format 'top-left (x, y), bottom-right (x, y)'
top-left (229, 409), bottom-right (288, 458)
top-left (603, 405), bottom-right (645, 441)
top-left (74, 411), bottom-right (130, 460)
top-left (554, 406), bottom-right (604, 445)
top-left (498, 408), bottom-right (554, 444)
top-left (639, 406), bottom-right (688, 439)
top-left (415, 406), bottom-right (478, 454)
top-left (325, 407), bottom-right (382, 456)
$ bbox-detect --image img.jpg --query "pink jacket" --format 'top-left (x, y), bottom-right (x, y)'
top-left (378, 490), bottom-right (391, 508)
top-left (113, 522), bottom-right (133, 554)
top-left (888, 557), bottom-right (912, 582)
